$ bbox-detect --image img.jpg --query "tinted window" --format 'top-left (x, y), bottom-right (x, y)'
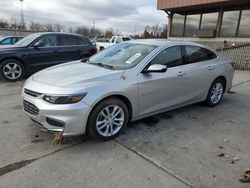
top-left (185, 46), bottom-right (217, 63)
top-left (1, 38), bottom-right (11, 45)
top-left (12, 37), bottom-right (22, 44)
top-left (122, 37), bottom-right (131, 41)
top-left (12, 38), bottom-right (18, 44)
top-left (60, 35), bottom-right (87, 46)
top-left (38, 35), bottom-right (57, 47)
top-left (150, 46), bottom-right (183, 68)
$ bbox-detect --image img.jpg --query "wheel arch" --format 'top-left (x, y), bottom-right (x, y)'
top-left (89, 94), bottom-right (133, 120)
top-left (85, 94), bottom-right (133, 134)
top-left (0, 57), bottom-right (26, 69)
top-left (215, 76), bottom-right (227, 92)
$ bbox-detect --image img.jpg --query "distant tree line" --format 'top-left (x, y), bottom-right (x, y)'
top-left (141, 24), bottom-right (167, 38)
top-left (0, 17), bottom-right (167, 39)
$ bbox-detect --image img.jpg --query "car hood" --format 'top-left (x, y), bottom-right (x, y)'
top-left (32, 61), bottom-right (124, 88)
top-left (0, 45), bottom-right (26, 51)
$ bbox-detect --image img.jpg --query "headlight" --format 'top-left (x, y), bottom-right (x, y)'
top-left (43, 93), bottom-right (87, 104)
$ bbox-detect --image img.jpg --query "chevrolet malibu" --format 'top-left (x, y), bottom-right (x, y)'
top-left (22, 40), bottom-right (234, 140)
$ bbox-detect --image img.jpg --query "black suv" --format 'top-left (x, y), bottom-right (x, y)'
top-left (0, 32), bottom-right (97, 81)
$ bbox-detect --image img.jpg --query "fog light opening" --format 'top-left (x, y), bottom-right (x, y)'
top-left (46, 117), bottom-right (65, 128)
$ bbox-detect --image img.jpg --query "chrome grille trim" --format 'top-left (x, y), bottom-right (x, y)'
top-left (23, 100), bottom-right (39, 115)
top-left (24, 89), bottom-right (43, 97)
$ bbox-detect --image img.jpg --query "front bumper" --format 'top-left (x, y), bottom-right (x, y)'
top-left (22, 91), bottom-right (91, 137)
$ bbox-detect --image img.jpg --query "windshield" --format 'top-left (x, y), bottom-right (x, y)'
top-left (15, 33), bottom-right (41, 46)
top-left (89, 43), bottom-right (156, 70)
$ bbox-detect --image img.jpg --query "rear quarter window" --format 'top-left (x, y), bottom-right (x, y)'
top-left (185, 45), bottom-right (217, 64)
top-left (60, 35), bottom-right (88, 46)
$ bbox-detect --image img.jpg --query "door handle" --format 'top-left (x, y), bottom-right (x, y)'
top-left (208, 65), bottom-right (214, 70)
top-left (177, 71), bottom-right (185, 76)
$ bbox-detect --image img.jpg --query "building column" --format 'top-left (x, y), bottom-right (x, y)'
top-left (216, 8), bottom-right (223, 37)
top-left (167, 13), bottom-right (173, 38)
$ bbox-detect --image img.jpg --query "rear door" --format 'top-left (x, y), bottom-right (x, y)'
top-left (181, 45), bottom-right (218, 101)
top-left (137, 45), bottom-right (189, 116)
top-left (57, 35), bottom-right (91, 62)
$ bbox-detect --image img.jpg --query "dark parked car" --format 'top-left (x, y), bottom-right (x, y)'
top-left (0, 36), bottom-right (23, 45)
top-left (0, 32), bottom-right (97, 81)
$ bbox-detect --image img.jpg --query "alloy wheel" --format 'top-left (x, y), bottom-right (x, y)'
top-left (210, 82), bottom-right (223, 104)
top-left (96, 105), bottom-right (125, 137)
top-left (3, 63), bottom-right (22, 80)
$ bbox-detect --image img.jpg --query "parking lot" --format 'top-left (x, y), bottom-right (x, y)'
top-left (0, 70), bottom-right (250, 188)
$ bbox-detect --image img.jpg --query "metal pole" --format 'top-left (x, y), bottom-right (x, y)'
top-left (19, 0), bottom-right (25, 29)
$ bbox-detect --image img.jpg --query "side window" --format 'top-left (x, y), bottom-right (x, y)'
top-left (60, 35), bottom-right (84, 46)
top-left (150, 46), bottom-right (183, 68)
top-left (1, 38), bottom-right (11, 45)
top-left (122, 37), bottom-right (131, 41)
top-left (116, 37), bottom-right (123, 43)
top-left (38, 35), bottom-right (57, 47)
top-left (111, 38), bottom-right (116, 43)
top-left (185, 46), bottom-right (217, 64)
top-left (13, 37), bottom-right (21, 44)
top-left (79, 38), bottom-right (89, 45)
top-left (12, 38), bottom-right (18, 44)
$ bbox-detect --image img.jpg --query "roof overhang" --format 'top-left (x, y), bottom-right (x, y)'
top-left (157, 0), bottom-right (250, 14)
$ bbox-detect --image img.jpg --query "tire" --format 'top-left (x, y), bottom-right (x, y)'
top-left (100, 46), bottom-right (105, 51)
top-left (0, 59), bottom-right (24, 82)
top-left (205, 78), bottom-right (225, 107)
top-left (87, 98), bottom-right (129, 141)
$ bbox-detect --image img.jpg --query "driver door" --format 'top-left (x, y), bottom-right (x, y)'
top-left (137, 45), bottom-right (188, 116)
top-left (26, 34), bottom-right (60, 73)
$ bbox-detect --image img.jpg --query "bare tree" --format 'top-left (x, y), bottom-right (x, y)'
top-left (143, 25), bottom-right (151, 38)
top-left (0, 18), bottom-right (9, 28)
top-left (105, 28), bottom-right (114, 38)
top-left (29, 21), bottom-right (44, 31)
top-left (75, 26), bottom-right (90, 36)
top-left (54, 24), bottom-right (64, 32)
top-left (142, 24), bottom-right (167, 39)
top-left (68, 27), bottom-right (74, 33)
top-left (8, 17), bottom-right (26, 30)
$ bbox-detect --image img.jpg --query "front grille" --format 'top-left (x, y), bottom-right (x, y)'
top-left (23, 100), bottom-right (39, 115)
top-left (24, 89), bottom-right (43, 97)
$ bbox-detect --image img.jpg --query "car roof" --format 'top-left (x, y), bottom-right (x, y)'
top-left (31, 32), bottom-right (84, 38)
top-left (0, 36), bottom-right (23, 39)
top-left (125, 39), bottom-right (206, 48)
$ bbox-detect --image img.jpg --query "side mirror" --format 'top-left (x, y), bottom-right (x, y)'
top-left (142, 64), bottom-right (167, 73)
top-left (33, 41), bottom-right (44, 48)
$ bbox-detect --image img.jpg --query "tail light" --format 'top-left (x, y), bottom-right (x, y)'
top-left (90, 47), bottom-right (97, 54)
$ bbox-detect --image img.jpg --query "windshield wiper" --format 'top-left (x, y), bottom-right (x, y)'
top-left (81, 58), bottom-right (90, 63)
top-left (93, 63), bottom-right (114, 70)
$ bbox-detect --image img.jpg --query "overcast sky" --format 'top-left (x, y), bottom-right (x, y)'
top-left (0, 0), bottom-right (167, 34)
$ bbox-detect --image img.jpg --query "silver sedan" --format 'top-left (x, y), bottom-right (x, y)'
top-left (22, 40), bottom-right (234, 140)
